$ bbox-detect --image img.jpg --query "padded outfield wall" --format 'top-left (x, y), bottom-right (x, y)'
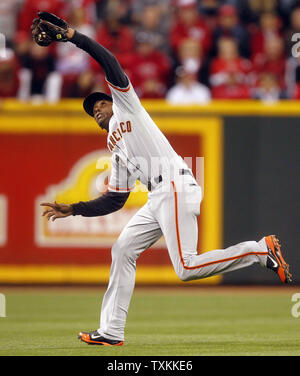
top-left (0, 100), bottom-right (299, 285)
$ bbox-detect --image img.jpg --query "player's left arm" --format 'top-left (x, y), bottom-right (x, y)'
top-left (69, 29), bottom-right (142, 113)
top-left (70, 191), bottom-right (130, 217)
top-left (41, 191), bottom-right (130, 221)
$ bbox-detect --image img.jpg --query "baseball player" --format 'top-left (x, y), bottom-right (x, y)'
top-left (33, 12), bottom-right (292, 347)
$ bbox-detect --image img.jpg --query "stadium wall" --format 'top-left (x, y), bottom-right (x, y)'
top-left (222, 115), bottom-right (300, 284)
top-left (0, 100), bottom-right (298, 285)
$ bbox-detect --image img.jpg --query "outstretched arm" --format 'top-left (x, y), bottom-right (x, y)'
top-left (41, 191), bottom-right (130, 221)
top-left (67, 27), bottom-right (129, 89)
top-left (71, 191), bottom-right (130, 217)
top-left (31, 12), bottom-right (129, 89)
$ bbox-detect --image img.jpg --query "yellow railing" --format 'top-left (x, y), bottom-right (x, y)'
top-left (1, 99), bottom-right (300, 121)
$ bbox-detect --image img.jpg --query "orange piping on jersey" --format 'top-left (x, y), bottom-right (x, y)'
top-left (171, 181), bottom-right (268, 270)
top-left (105, 79), bottom-right (131, 92)
top-left (172, 181), bottom-right (186, 268)
top-left (108, 184), bottom-right (135, 192)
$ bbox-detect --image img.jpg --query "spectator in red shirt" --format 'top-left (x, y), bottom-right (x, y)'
top-left (93, 0), bottom-right (135, 72)
top-left (17, 0), bottom-right (64, 33)
top-left (170, 0), bottom-right (212, 58)
top-left (252, 35), bottom-right (286, 91)
top-left (250, 11), bottom-right (282, 59)
top-left (130, 31), bottom-right (171, 98)
top-left (210, 37), bottom-right (253, 99)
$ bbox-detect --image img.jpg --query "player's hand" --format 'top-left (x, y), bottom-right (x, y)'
top-left (40, 201), bottom-right (73, 221)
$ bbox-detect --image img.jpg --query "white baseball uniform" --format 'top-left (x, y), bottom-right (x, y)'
top-left (98, 79), bottom-right (269, 341)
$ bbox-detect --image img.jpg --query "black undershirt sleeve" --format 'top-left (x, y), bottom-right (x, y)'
top-left (69, 30), bottom-right (129, 89)
top-left (71, 191), bottom-right (130, 217)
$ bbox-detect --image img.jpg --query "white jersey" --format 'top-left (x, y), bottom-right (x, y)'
top-left (106, 79), bottom-right (189, 193)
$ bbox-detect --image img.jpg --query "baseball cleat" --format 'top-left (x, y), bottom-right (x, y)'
top-left (265, 235), bottom-right (292, 283)
top-left (78, 330), bottom-right (124, 346)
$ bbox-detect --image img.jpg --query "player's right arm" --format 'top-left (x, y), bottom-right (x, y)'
top-left (31, 12), bottom-right (129, 90)
top-left (31, 12), bottom-right (142, 113)
top-left (67, 27), bottom-right (142, 113)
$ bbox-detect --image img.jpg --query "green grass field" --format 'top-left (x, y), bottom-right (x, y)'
top-left (0, 286), bottom-right (299, 356)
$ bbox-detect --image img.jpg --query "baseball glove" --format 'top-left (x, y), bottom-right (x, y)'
top-left (31, 11), bottom-right (69, 47)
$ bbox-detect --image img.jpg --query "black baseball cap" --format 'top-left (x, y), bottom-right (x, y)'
top-left (83, 92), bottom-right (113, 117)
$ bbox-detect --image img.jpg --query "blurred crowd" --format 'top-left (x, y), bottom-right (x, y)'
top-left (1, 0), bottom-right (300, 104)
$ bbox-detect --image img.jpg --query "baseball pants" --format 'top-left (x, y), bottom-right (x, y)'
top-left (98, 175), bottom-right (269, 341)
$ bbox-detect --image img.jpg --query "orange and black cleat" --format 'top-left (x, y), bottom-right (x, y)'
top-left (78, 330), bottom-right (124, 346)
top-left (265, 235), bottom-right (292, 284)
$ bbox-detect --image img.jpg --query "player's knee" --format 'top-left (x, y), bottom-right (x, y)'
top-left (111, 238), bottom-right (125, 261)
top-left (175, 267), bottom-right (190, 282)
top-left (111, 238), bottom-right (137, 263)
